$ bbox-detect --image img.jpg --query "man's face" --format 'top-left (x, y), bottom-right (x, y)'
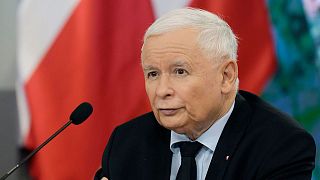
top-left (142, 28), bottom-right (228, 138)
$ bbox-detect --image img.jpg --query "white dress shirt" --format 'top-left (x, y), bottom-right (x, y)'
top-left (170, 102), bottom-right (235, 180)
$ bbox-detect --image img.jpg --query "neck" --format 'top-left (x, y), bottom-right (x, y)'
top-left (186, 93), bottom-right (236, 140)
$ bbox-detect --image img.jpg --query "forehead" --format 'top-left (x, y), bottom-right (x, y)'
top-left (142, 28), bottom-right (200, 60)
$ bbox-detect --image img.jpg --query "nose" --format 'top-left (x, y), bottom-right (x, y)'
top-left (155, 75), bottom-right (174, 99)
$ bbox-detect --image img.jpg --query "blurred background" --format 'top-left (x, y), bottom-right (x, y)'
top-left (0, 0), bottom-right (319, 179)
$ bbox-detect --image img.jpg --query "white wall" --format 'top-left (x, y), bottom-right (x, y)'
top-left (0, 0), bottom-right (19, 90)
top-left (0, 0), bottom-right (29, 179)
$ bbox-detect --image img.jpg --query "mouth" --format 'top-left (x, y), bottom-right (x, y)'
top-left (158, 108), bottom-right (180, 116)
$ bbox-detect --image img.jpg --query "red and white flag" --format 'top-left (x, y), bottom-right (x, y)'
top-left (17, 0), bottom-right (275, 179)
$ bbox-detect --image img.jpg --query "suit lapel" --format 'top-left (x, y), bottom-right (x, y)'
top-left (205, 93), bottom-right (252, 180)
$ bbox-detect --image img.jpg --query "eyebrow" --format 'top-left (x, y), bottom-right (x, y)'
top-left (142, 65), bottom-right (157, 71)
top-left (142, 59), bottom-right (191, 71)
top-left (170, 59), bottom-right (191, 68)
top-left (172, 60), bottom-right (188, 66)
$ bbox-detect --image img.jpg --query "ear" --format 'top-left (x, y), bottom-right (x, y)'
top-left (221, 60), bottom-right (238, 94)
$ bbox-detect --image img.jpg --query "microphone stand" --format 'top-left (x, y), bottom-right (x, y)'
top-left (0, 120), bottom-right (72, 180)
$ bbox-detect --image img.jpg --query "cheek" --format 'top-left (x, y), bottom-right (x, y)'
top-left (145, 82), bottom-right (155, 101)
top-left (180, 79), bottom-right (220, 117)
top-left (176, 82), bottom-right (205, 111)
top-left (179, 77), bottom-right (213, 101)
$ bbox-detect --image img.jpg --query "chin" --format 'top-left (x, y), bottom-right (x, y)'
top-left (157, 118), bottom-right (186, 133)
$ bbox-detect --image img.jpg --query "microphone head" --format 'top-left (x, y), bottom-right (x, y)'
top-left (70, 102), bottom-right (93, 125)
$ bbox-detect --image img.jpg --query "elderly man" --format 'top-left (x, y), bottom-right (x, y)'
top-left (95, 8), bottom-right (315, 180)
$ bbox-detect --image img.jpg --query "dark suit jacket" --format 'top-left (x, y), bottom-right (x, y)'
top-left (95, 90), bottom-right (316, 180)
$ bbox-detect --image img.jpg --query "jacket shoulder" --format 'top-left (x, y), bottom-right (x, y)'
top-left (238, 90), bottom-right (305, 132)
top-left (224, 91), bottom-right (316, 179)
top-left (115, 111), bottom-right (162, 133)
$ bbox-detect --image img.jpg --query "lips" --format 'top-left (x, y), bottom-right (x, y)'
top-left (159, 108), bottom-right (180, 116)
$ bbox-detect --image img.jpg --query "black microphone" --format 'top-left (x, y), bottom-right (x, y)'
top-left (0, 102), bottom-right (93, 180)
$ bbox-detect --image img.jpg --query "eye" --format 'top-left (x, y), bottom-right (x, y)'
top-left (147, 71), bottom-right (159, 79)
top-left (174, 68), bottom-right (188, 76)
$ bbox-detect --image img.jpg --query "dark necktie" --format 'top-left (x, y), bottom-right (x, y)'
top-left (176, 141), bottom-right (203, 180)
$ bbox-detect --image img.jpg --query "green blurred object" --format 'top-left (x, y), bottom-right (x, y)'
top-left (264, 0), bottom-right (320, 179)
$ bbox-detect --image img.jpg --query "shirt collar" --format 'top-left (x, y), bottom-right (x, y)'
top-left (170, 101), bottom-right (235, 153)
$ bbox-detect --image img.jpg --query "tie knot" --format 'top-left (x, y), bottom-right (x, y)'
top-left (178, 141), bottom-right (203, 157)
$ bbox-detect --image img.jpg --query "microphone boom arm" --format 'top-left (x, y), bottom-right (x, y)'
top-left (0, 120), bottom-right (72, 180)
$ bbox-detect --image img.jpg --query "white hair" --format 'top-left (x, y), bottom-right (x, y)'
top-left (142, 8), bottom-right (239, 90)
top-left (143, 8), bottom-right (238, 61)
